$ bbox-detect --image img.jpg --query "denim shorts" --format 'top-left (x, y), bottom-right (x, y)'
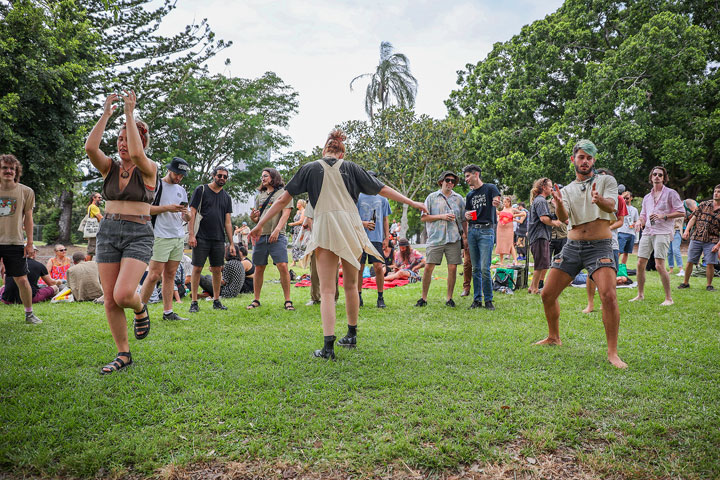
top-left (617, 232), bottom-right (635, 254)
top-left (96, 219), bottom-right (154, 264)
top-left (252, 234), bottom-right (288, 266)
top-left (551, 238), bottom-right (617, 280)
top-left (687, 239), bottom-right (719, 265)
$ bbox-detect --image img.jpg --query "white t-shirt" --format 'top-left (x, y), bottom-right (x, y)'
top-left (618, 205), bottom-right (639, 235)
top-left (154, 180), bottom-right (188, 238)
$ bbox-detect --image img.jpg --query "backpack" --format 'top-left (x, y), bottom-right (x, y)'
top-left (493, 267), bottom-right (516, 291)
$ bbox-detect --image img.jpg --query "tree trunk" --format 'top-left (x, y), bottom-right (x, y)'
top-left (57, 189), bottom-right (74, 244)
top-left (400, 203), bottom-right (409, 240)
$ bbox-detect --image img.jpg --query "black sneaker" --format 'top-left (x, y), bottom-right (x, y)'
top-left (312, 347), bottom-right (336, 360)
top-left (445, 298), bottom-right (456, 307)
top-left (484, 301), bottom-right (495, 311)
top-left (213, 299), bottom-right (228, 310)
top-left (469, 301), bottom-right (482, 309)
top-left (377, 297), bottom-right (386, 308)
top-left (189, 301), bottom-right (199, 313)
top-left (707, 285), bottom-right (715, 292)
top-left (415, 298), bottom-right (427, 307)
top-left (677, 283), bottom-right (690, 289)
top-left (337, 335), bottom-right (357, 348)
top-left (163, 311), bottom-right (188, 321)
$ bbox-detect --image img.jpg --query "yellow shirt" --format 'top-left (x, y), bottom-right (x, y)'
top-left (88, 204), bottom-right (101, 219)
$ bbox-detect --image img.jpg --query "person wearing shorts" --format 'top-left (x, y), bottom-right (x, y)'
top-left (188, 166), bottom-right (235, 313)
top-left (85, 193), bottom-right (103, 260)
top-left (357, 183), bottom-right (393, 308)
top-left (679, 185), bottom-right (720, 291)
top-left (528, 178), bottom-right (562, 294)
top-left (631, 166), bottom-right (684, 306)
top-left (140, 157), bottom-right (191, 320)
top-left (617, 191), bottom-right (639, 265)
top-left (416, 170), bottom-right (465, 308)
top-left (85, 91), bottom-right (158, 374)
top-left (537, 139), bottom-right (627, 369)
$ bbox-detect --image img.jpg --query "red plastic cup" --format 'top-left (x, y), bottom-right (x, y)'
top-left (470, 210), bottom-right (478, 221)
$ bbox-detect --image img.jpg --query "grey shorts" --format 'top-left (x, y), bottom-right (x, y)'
top-left (687, 240), bottom-right (719, 265)
top-left (252, 234), bottom-right (288, 266)
top-left (551, 238), bottom-right (617, 280)
top-left (425, 240), bottom-right (462, 265)
top-left (96, 218), bottom-right (154, 264)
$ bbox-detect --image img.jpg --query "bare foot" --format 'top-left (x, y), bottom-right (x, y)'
top-left (608, 353), bottom-right (628, 369)
top-left (582, 304), bottom-right (594, 314)
top-left (660, 299), bottom-right (674, 306)
top-left (534, 337), bottom-right (562, 346)
top-left (629, 295), bottom-right (644, 302)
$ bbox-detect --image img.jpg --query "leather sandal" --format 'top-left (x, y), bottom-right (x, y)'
top-left (133, 304), bottom-right (150, 340)
top-left (284, 300), bottom-right (295, 311)
top-left (246, 299), bottom-right (261, 310)
top-left (100, 352), bottom-right (132, 375)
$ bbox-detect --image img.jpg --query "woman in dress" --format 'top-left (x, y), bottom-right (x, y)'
top-left (289, 198), bottom-right (307, 267)
top-left (249, 129), bottom-right (427, 359)
top-left (496, 197), bottom-right (524, 266)
top-left (46, 244), bottom-right (72, 282)
top-left (85, 91), bottom-right (157, 374)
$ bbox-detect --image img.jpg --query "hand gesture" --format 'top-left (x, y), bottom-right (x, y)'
top-left (590, 182), bottom-right (600, 204)
top-left (103, 94), bottom-right (119, 117)
top-left (551, 183), bottom-right (563, 203)
top-left (122, 90), bottom-right (136, 113)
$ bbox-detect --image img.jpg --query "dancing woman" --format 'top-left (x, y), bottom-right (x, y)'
top-left (249, 129), bottom-right (427, 359)
top-left (85, 91), bottom-right (157, 374)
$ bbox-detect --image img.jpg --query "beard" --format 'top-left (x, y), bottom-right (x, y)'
top-left (574, 163), bottom-right (593, 175)
top-left (215, 179), bottom-right (226, 187)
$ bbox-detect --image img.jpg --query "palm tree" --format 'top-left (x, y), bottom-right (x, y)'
top-left (350, 41), bottom-right (418, 118)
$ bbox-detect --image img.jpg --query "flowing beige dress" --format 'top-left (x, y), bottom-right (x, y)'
top-left (301, 159), bottom-right (382, 271)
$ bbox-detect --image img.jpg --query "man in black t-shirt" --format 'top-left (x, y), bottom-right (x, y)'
top-left (187, 166), bottom-right (235, 313)
top-left (1, 246), bottom-right (61, 304)
top-left (463, 165), bottom-right (501, 310)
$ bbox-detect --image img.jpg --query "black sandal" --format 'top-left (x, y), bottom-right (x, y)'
top-left (246, 299), bottom-right (261, 310)
top-left (284, 300), bottom-right (295, 311)
top-left (133, 304), bottom-right (150, 340)
top-left (100, 352), bottom-right (132, 375)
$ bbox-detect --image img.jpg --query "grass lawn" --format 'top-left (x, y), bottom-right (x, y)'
top-left (1, 254), bottom-right (718, 479)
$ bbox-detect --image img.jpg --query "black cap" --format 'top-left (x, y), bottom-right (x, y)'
top-left (437, 170), bottom-right (459, 185)
top-left (168, 157), bottom-right (190, 176)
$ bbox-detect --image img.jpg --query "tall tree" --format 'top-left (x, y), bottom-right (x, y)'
top-left (350, 41), bottom-right (418, 118)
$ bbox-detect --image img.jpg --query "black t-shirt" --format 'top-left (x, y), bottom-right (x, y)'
top-left (528, 196), bottom-right (552, 244)
top-left (285, 157), bottom-right (384, 208)
top-left (465, 183), bottom-right (501, 225)
top-left (516, 208), bottom-right (529, 236)
top-left (2, 258), bottom-right (46, 303)
top-left (189, 185), bottom-right (233, 242)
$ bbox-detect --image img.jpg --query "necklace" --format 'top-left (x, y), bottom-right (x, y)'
top-left (578, 174), bottom-right (596, 192)
top-left (120, 163), bottom-right (134, 179)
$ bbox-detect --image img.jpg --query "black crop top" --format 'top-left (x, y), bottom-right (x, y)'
top-left (102, 161), bottom-right (156, 204)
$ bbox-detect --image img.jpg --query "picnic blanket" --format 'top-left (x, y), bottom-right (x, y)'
top-left (294, 277), bottom-right (409, 290)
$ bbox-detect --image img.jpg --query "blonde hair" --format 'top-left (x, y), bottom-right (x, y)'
top-left (297, 199), bottom-right (307, 209)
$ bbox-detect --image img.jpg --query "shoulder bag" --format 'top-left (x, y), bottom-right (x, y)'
top-left (192, 185), bottom-right (206, 236)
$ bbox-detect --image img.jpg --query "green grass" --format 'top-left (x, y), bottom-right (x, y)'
top-left (1, 255), bottom-right (718, 478)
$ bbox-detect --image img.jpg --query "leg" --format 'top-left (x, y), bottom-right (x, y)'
top-left (537, 268), bottom-right (573, 345)
top-left (478, 230), bottom-right (495, 302)
top-left (98, 262), bottom-right (130, 364)
top-left (341, 258), bottom-right (359, 327)
top-left (384, 270), bottom-right (410, 282)
top-left (592, 266), bottom-right (627, 368)
top-left (140, 260), bottom-right (164, 305)
top-left (621, 252), bottom-right (629, 265)
top-left (467, 229), bottom-right (482, 303)
top-left (583, 277), bottom-right (596, 313)
top-left (373, 261), bottom-right (385, 293)
top-left (683, 262), bottom-right (694, 285)
top-left (276, 262), bottom-right (292, 302)
top-left (420, 263), bottom-right (436, 301)
top-left (315, 248), bottom-right (340, 336)
top-left (209, 266), bottom-right (223, 300)
top-left (655, 258), bottom-right (673, 305)
top-left (160, 260), bottom-right (180, 312)
top-left (631, 257), bottom-right (648, 301)
top-left (462, 244), bottom-right (472, 295)
top-left (253, 265), bottom-right (266, 302)
top-left (191, 265), bottom-right (203, 302)
top-left (357, 261), bottom-right (364, 294)
top-left (447, 263), bottom-right (457, 301)
top-left (707, 263), bottom-right (715, 288)
top-left (310, 253), bottom-right (320, 303)
top-left (13, 275), bottom-right (33, 311)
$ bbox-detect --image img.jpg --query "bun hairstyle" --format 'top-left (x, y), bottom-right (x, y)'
top-left (121, 120), bottom-right (150, 149)
top-left (324, 129), bottom-right (346, 155)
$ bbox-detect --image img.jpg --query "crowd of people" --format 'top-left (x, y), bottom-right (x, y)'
top-left (2, 91), bottom-right (719, 371)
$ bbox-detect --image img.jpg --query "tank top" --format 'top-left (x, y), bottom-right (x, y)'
top-left (49, 258), bottom-right (71, 280)
top-left (102, 161), bottom-right (156, 204)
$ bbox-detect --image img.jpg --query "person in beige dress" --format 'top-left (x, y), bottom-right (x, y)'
top-left (249, 129), bottom-right (427, 359)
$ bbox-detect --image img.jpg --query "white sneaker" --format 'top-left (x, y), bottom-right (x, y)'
top-left (25, 312), bottom-right (43, 324)
top-left (305, 300), bottom-right (320, 306)
top-left (676, 269), bottom-right (685, 277)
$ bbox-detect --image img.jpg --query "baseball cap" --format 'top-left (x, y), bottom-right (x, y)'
top-left (167, 157), bottom-right (190, 176)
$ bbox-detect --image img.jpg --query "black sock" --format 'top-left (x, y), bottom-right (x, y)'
top-left (377, 291), bottom-right (384, 299)
top-left (324, 335), bottom-right (336, 349)
top-left (348, 324), bottom-right (357, 336)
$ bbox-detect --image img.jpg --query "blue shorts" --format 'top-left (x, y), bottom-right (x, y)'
top-left (687, 240), bottom-right (719, 265)
top-left (96, 219), bottom-right (154, 264)
top-left (252, 234), bottom-right (288, 266)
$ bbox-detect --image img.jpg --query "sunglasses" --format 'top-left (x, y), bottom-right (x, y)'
top-left (652, 172), bottom-right (664, 177)
top-left (56, 248), bottom-right (66, 252)
top-left (443, 178), bottom-right (457, 184)
top-left (216, 174), bottom-right (228, 179)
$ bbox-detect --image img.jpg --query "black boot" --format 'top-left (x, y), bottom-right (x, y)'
top-left (313, 335), bottom-right (336, 360)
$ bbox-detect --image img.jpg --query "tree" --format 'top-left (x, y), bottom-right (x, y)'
top-left (350, 41), bottom-right (418, 119)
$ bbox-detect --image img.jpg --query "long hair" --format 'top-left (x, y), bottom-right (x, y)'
top-left (530, 178), bottom-right (550, 203)
top-left (648, 166), bottom-right (668, 185)
top-left (0, 154), bottom-right (22, 183)
top-left (258, 168), bottom-right (284, 192)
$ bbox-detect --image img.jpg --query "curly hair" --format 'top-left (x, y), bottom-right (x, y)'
top-left (323, 129), bottom-right (346, 155)
top-left (0, 154), bottom-right (22, 183)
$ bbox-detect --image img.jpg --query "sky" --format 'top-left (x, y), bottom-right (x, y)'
top-left (159, 0), bottom-right (565, 155)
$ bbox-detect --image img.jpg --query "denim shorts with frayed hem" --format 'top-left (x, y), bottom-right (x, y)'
top-left (95, 219), bottom-right (154, 264)
top-left (551, 238), bottom-right (616, 280)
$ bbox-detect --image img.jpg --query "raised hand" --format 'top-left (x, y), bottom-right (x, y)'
top-left (590, 182), bottom-right (600, 204)
top-left (103, 94), bottom-right (118, 117)
top-left (551, 183), bottom-right (563, 203)
top-left (122, 90), bottom-right (136, 113)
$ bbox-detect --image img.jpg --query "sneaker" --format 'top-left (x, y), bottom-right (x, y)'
top-left (484, 301), bottom-right (495, 311)
top-left (213, 299), bottom-right (228, 310)
top-left (445, 298), bottom-right (456, 307)
top-left (707, 285), bottom-right (716, 292)
top-left (677, 283), bottom-right (690, 289)
top-left (337, 335), bottom-right (357, 348)
top-left (306, 299), bottom-right (320, 306)
top-left (189, 301), bottom-right (199, 313)
top-left (469, 301), bottom-right (482, 309)
top-left (377, 297), bottom-right (386, 308)
top-left (676, 269), bottom-right (685, 277)
top-left (25, 312), bottom-right (42, 324)
top-left (414, 298), bottom-right (427, 307)
top-left (312, 347), bottom-right (336, 360)
top-left (163, 311), bottom-right (188, 321)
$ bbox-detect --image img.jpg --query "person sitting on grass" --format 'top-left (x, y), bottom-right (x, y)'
top-left (386, 238), bottom-right (425, 284)
top-left (199, 244), bottom-right (246, 299)
top-left (46, 244), bottom-right (72, 282)
top-left (66, 252), bottom-right (103, 302)
top-left (1, 245), bottom-right (62, 305)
